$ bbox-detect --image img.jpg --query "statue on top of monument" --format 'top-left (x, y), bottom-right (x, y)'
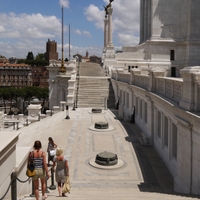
top-left (104, 0), bottom-right (114, 18)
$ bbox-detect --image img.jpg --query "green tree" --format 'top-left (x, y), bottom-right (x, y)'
top-left (21, 86), bottom-right (38, 114)
top-left (17, 52), bottom-right (48, 66)
top-left (8, 87), bottom-right (16, 113)
top-left (15, 88), bottom-right (24, 114)
top-left (26, 52), bottom-right (34, 60)
top-left (0, 87), bottom-right (11, 113)
top-left (35, 53), bottom-right (45, 60)
top-left (0, 86), bottom-right (50, 114)
top-left (17, 59), bottom-right (26, 64)
top-left (33, 59), bottom-right (48, 66)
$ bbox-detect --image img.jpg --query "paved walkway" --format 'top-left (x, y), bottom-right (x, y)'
top-left (16, 108), bottom-right (199, 200)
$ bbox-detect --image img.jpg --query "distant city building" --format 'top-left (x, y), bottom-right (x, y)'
top-left (0, 55), bottom-right (9, 64)
top-left (73, 52), bottom-right (101, 64)
top-left (9, 57), bottom-right (19, 64)
top-left (81, 51), bottom-right (90, 63)
top-left (31, 66), bottom-right (49, 88)
top-left (73, 54), bottom-right (82, 62)
top-left (89, 55), bottom-right (102, 64)
top-left (45, 39), bottom-right (58, 62)
top-left (0, 63), bottom-right (32, 88)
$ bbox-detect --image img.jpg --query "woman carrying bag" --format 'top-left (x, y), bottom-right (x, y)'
top-left (47, 137), bottom-right (57, 166)
top-left (27, 140), bottom-right (50, 200)
top-left (52, 147), bottom-right (70, 197)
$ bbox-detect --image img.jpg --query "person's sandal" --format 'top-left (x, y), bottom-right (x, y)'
top-left (42, 194), bottom-right (47, 200)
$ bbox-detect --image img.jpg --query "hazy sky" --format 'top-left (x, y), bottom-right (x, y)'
top-left (0, 0), bottom-right (140, 59)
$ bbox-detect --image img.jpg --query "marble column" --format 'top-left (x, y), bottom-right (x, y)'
top-left (104, 17), bottom-right (108, 48)
top-left (103, 5), bottom-right (116, 71)
top-left (107, 7), bottom-right (113, 46)
top-left (147, 0), bottom-right (151, 40)
top-left (140, 0), bottom-right (151, 43)
top-left (143, 0), bottom-right (147, 42)
top-left (140, 0), bottom-right (144, 43)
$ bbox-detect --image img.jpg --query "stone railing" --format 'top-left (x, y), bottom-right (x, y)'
top-left (2, 105), bottom-right (63, 130)
top-left (0, 130), bottom-right (32, 200)
top-left (0, 103), bottom-right (68, 199)
top-left (157, 77), bottom-right (183, 103)
top-left (111, 71), bottom-right (117, 80)
top-left (111, 66), bottom-right (200, 112)
top-left (67, 70), bottom-right (76, 104)
top-left (135, 74), bottom-right (150, 90)
top-left (117, 72), bottom-right (130, 84)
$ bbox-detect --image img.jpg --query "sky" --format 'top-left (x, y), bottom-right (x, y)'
top-left (0, 0), bottom-right (140, 60)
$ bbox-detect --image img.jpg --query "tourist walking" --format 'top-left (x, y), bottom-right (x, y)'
top-left (47, 137), bottom-right (57, 166)
top-left (52, 147), bottom-right (70, 197)
top-left (27, 140), bottom-right (50, 200)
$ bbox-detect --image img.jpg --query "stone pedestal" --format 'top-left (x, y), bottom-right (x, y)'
top-left (27, 104), bottom-right (41, 122)
top-left (104, 46), bottom-right (117, 73)
top-left (53, 106), bottom-right (60, 114)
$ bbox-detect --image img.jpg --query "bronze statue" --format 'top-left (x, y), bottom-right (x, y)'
top-left (104, 0), bottom-right (114, 17)
top-left (104, 5), bottom-right (109, 16)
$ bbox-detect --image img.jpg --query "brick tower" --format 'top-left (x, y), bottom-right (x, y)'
top-left (45, 39), bottom-right (58, 61)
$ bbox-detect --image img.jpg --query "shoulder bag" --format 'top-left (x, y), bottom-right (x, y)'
top-left (26, 151), bottom-right (36, 177)
top-left (50, 149), bottom-right (56, 156)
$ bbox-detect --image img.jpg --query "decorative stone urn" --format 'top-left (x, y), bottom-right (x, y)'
top-left (27, 99), bottom-right (42, 122)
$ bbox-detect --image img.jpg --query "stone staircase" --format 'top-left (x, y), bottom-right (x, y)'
top-left (75, 62), bottom-right (115, 108)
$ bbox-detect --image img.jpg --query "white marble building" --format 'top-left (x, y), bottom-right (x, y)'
top-left (111, 66), bottom-right (200, 194)
top-left (46, 59), bottom-right (77, 109)
top-left (112, 0), bottom-right (200, 77)
top-left (103, 0), bottom-right (200, 195)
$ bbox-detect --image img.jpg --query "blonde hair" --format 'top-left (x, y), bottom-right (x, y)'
top-left (56, 147), bottom-right (63, 156)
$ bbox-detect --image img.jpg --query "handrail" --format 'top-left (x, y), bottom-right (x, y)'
top-left (0, 167), bottom-right (55, 200)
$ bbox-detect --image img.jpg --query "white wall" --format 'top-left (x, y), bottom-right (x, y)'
top-left (111, 67), bottom-right (200, 195)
